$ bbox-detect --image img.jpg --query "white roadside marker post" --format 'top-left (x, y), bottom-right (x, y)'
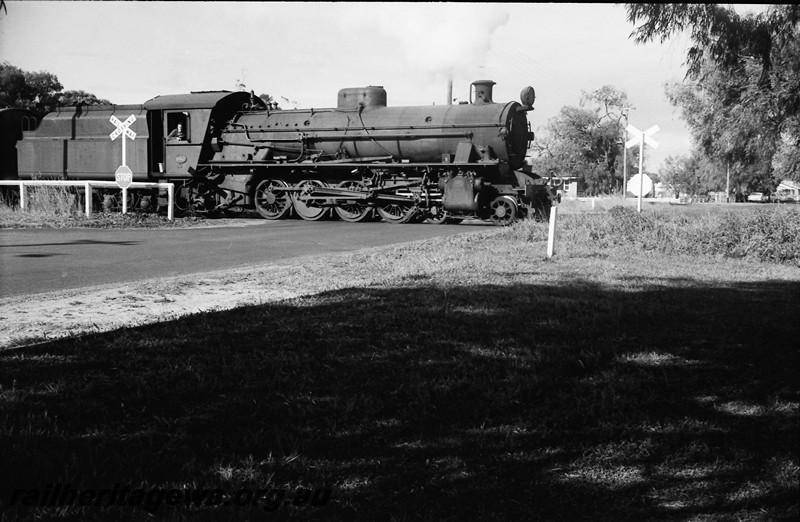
top-left (85, 181), bottom-right (91, 217)
top-left (547, 204), bottom-right (558, 258)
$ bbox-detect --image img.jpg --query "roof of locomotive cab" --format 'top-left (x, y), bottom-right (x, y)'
top-left (143, 91), bottom-right (252, 110)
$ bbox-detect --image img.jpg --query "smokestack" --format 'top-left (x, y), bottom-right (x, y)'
top-left (447, 79), bottom-right (453, 106)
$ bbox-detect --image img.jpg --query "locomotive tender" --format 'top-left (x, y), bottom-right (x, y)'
top-left (10, 80), bottom-right (555, 225)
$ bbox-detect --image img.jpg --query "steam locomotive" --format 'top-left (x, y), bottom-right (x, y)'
top-left (3, 80), bottom-right (555, 225)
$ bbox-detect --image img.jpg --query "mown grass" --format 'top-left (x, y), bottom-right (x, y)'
top-left (0, 204), bottom-right (798, 521)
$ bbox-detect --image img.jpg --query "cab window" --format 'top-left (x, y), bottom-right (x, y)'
top-left (166, 112), bottom-right (190, 142)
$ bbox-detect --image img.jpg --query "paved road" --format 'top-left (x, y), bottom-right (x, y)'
top-left (0, 219), bottom-right (489, 298)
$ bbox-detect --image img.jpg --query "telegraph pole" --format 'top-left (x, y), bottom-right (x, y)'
top-left (726, 163), bottom-right (731, 203)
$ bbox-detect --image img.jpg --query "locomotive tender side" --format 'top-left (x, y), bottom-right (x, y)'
top-left (17, 104), bottom-right (150, 181)
top-left (11, 81), bottom-right (554, 225)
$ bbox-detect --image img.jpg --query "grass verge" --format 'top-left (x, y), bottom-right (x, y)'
top-left (0, 206), bottom-right (798, 521)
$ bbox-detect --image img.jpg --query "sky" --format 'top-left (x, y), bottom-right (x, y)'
top-left (0, 2), bottom-right (770, 172)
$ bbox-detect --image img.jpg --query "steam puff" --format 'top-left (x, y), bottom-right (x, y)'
top-left (346, 4), bottom-right (510, 77)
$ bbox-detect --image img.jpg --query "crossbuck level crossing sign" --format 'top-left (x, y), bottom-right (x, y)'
top-left (110, 115), bottom-right (137, 189)
top-left (625, 123), bottom-right (659, 212)
top-left (625, 124), bottom-right (659, 150)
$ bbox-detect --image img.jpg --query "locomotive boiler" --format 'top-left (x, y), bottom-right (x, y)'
top-left (9, 80), bottom-right (555, 225)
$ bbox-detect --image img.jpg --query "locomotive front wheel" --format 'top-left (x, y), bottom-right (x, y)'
top-left (425, 205), bottom-right (449, 225)
top-left (254, 178), bottom-right (292, 220)
top-left (425, 205), bottom-right (462, 225)
top-left (102, 190), bottom-right (140, 213)
top-left (489, 196), bottom-right (518, 227)
top-left (174, 186), bottom-right (194, 213)
top-left (292, 180), bottom-right (329, 221)
top-left (334, 180), bottom-right (372, 222)
top-left (377, 201), bottom-right (418, 224)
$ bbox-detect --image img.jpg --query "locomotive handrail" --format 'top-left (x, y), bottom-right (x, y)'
top-left (223, 131), bottom-right (475, 142)
top-left (0, 180), bottom-right (175, 220)
top-left (307, 155), bottom-right (394, 164)
top-left (199, 160), bottom-right (498, 168)
top-left (226, 122), bottom-right (502, 133)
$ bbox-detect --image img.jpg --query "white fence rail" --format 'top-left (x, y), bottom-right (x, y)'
top-left (0, 180), bottom-right (175, 220)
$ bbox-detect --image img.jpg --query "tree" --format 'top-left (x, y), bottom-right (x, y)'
top-left (58, 90), bottom-right (112, 106)
top-left (0, 62), bottom-right (26, 108)
top-left (626, 4), bottom-right (800, 184)
top-left (258, 93), bottom-right (280, 110)
top-left (1, 62), bottom-right (111, 119)
top-left (659, 155), bottom-right (693, 196)
top-left (767, 21), bottom-right (800, 180)
top-left (660, 152), bottom-right (731, 197)
top-left (22, 70), bottom-right (63, 115)
top-left (664, 57), bottom-right (778, 192)
top-left (528, 86), bottom-right (636, 196)
top-left (625, 4), bottom-right (798, 81)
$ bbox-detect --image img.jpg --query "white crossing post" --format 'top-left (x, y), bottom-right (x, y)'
top-left (19, 181), bottom-right (26, 210)
top-left (638, 134), bottom-right (644, 212)
top-left (626, 124), bottom-right (660, 213)
top-left (110, 115), bottom-right (137, 215)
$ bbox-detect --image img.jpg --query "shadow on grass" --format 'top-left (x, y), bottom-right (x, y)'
top-left (0, 278), bottom-right (798, 521)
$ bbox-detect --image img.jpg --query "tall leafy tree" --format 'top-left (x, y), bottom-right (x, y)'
top-left (22, 70), bottom-right (63, 114)
top-left (664, 57), bottom-right (777, 192)
top-left (1, 62), bottom-right (111, 119)
top-left (0, 62), bottom-right (28, 108)
top-left (626, 4), bottom-right (800, 184)
top-left (767, 20), bottom-right (800, 180)
top-left (659, 154), bottom-right (696, 197)
top-left (660, 152), bottom-right (732, 197)
top-left (529, 85), bottom-right (636, 196)
top-left (626, 4), bottom-right (798, 80)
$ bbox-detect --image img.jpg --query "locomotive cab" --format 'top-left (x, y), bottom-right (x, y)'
top-left (143, 91), bottom-right (251, 177)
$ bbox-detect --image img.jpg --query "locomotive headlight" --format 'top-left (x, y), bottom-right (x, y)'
top-left (520, 86), bottom-right (536, 110)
